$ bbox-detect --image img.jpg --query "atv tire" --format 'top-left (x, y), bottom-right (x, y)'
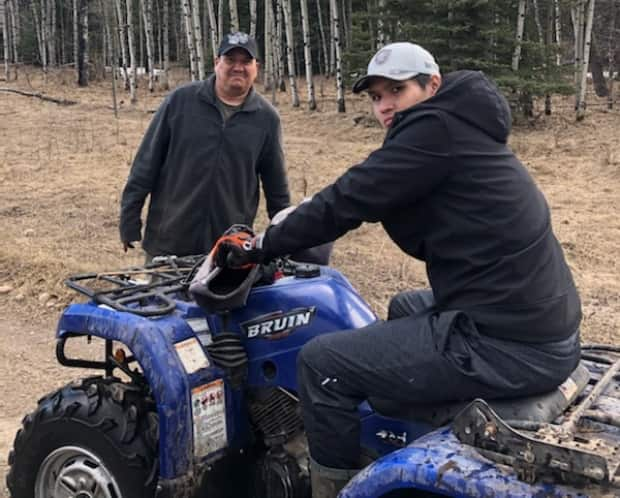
top-left (7, 376), bottom-right (159, 498)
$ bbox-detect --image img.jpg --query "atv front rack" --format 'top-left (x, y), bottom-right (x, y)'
top-left (65, 255), bottom-right (204, 317)
top-left (454, 346), bottom-right (620, 488)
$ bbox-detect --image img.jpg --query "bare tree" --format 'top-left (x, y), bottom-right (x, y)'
top-left (249, 0), bottom-right (257, 37)
top-left (126, 0), bottom-right (138, 102)
top-left (190, 0), bottom-right (205, 78)
top-left (218, 0), bottom-right (223, 43)
top-left (330, 0), bottom-right (344, 112)
top-left (275, 0), bottom-right (285, 90)
top-left (141, 0), bottom-right (155, 90)
top-left (377, 0), bottom-right (385, 49)
top-left (181, 0), bottom-right (198, 80)
top-left (205, 0), bottom-right (218, 62)
top-left (229, 0), bottom-right (239, 32)
top-left (281, 0), bottom-right (299, 106)
top-left (114, 0), bottom-right (129, 89)
top-left (576, 0), bottom-right (596, 120)
top-left (316, 0), bottom-right (328, 75)
top-left (1, 0), bottom-right (9, 80)
top-left (46, 0), bottom-right (56, 66)
top-left (608, 0), bottom-right (616, 109)
top-left (512, 0), bottom-right (526, 70)
top-left (161, 0), bottom-right (170, 88)
top-left (7, 0), bottom-right (19, 64)
top-left (100, 0), bottom-right (118, 116)
top-left (553, 0), bottom-right (562, 65)
top-left (77, 0), bottom-right (88, 86)
top-left (300, 0), bottom-right (316, 109)
top-left (264, 0), bottom-right (274, 91)
top-left (73, 0), bottom-right (78, 64)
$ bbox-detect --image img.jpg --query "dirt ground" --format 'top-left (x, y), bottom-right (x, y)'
top-left (0, 67), bottom-right (619, 497)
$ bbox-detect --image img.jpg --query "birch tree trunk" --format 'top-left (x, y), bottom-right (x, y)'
top-left (608, 0), bottom-right (616, 109)
top-left (328, 0), bottom-right (334, 75)
top-left (572, 0), bottom-right (585, 100)
top-left (8, 0), bottom-right (19, 63)
top-left (77, 0), bottom-right (88, 86)
top-left (73, 0), bottom-right (78, 65)
top-left (531, 0), bottom-right (544, 45)
top-left (316, 0), bottom-right (328, 75)
top-left (205, 0), bottom-right (218, 62)
top-left (300, 0), bottom-right (316, 109)
top-left (141, 0), bottom-right (155, 90)
top-left (31, 0), bottom-right (46, 71)
top-left (114, 0), bottom-right (129, 89)
top-left (276, 0), bottom-right (285, 90)
top-left (249, 0), bottom-right (257, 37)
top-left (100, 0), bottom-right (118, 117)
top-left (190, 0), bottom-right (205, 78)
top-left (377, 0), bottom-right (385, 49)
top-left (264, 0), bottom-right (274, 91)
top-left (330, 0), bottom-right (344, 112)
top-left (553, 0), bottom-right (562, 65)
top-left (511, 0), bottom-right (526, 70)
top-left (181, 0), bottom-right (198, 80)
top-left (40, 0), bottom-right (49, 70)
top-left (576, 0), bottom-right (595, 120)
top-left (47, 0), bottom-right (56, 66)
top-left (126, 0), bottom-right (137, 102)
top-left (281, 0), bottom-right (299, 106)
top-left (162, 0), bottom-right (169, 88)
top-left (229, 0), bottom-right (239, 32)
top-left (217, 0), bottom-right (223, 43)
top-left (1, 0), bottom-right (9, 80)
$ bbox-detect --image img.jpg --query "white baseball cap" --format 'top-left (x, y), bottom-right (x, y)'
top-left (352, 42), bottom-right (440, 94)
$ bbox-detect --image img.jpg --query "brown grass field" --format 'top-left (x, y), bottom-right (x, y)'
top-left (0, 67), bottom-right (619, 496)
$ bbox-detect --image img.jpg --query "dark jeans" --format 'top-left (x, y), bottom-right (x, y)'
top-left (296, 289), bottom-right (581, 469)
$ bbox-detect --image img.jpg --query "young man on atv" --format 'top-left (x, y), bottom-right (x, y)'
top-left (213, 42), bottom-right (582, 498)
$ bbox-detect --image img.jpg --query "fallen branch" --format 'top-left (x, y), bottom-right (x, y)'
top-left (0, 88), bottom-right (78, 106)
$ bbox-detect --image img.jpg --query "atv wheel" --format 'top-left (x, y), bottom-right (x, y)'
top-left (7, 377), bottom-right (158, 498)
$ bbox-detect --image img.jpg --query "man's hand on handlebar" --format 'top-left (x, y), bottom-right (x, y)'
top-left (212, 225), bottom-right (264, 269)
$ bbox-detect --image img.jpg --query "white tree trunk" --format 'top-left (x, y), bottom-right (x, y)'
top-left (47, 0), bottom-right (56, 66)
top-left (162, 0), bottom-right (170, 88)
top-left (40, 0), bottom-right (49, 70)
top-left (572, 1), bottom-right (585, 90)
top-left (328, 0), bottom-right (334, 74)
top-left (205, 0), bottom-right (218, 63)
top-left (553, 0), bottom-right (562, 65)
top-left (229, 0), bottom-right (239, 32)
top-left (531, 0), bottom-right (544, 44)
top-left (264, 0), bottom-right (274, 91)
top-left (608, 0), bottom-right (616, 109)
top-left (275, 0), bottom-right (285, 89)
top-left (31, 0), bottom-right (46, 71)
top-left (217, 0), bottom-right (223, 43)
top-left (281, 0), bottom-right (299, 106)
top-left (73, 0), bottom-right (78, 65)
top-left (126, 0), bottom-right (138, 102)
top-left (1, 0), bottom-right (9, 80)
top-left (141, 0), bottom-right (155, 90)
top-left (576, 0), bottom-right (596, 120)
top-left (114, 0), bottom-right (129, 88)
top-left (190, 0), bottom-right (205, 79)
top-left (8, 0), bottom-right (19, 63)
top-left (181, 0), bottom-right (198, 80)
top-left (316, 0), bottom-right (328, 75)
top-left (249, 0), bottom-right (257, 37)
top-left (77, 0), bottom-right (88, 86)
top-left (300, 0), bottom-right (315, 109)
top-left (377, 0), bottom-right (385, 48)
top-left (330, 0), bottom-right (344, 112)
top-left (511, 0), bottom-right (526, 71)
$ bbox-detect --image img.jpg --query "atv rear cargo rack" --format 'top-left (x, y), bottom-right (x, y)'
top-left (65, 255), bottom-right (204, 317)
top-left (454, 346), bottom-right (620, 489)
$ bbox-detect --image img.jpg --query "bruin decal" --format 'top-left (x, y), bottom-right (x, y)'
top-left (241, 307), bottom-right (316, 339)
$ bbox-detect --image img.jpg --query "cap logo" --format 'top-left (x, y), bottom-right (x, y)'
top-left (374, 49), bottom-right (391, 65)
top-left (228, 32), bottom-right (249, 45)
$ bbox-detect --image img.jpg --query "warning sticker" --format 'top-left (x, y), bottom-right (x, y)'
top-left (558, 376), bottom-right (578, 402)
top-left (192, 380), bottom-right (228, 458)
top-left (174, 338), bottom-right (210, 374)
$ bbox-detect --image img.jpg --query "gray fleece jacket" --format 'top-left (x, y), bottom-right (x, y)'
top-left (120, 75), bottom-right (290, 256)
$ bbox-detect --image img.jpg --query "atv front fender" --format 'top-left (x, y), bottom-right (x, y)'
top-left (57, 303), bottom-right (211, 481)
top-left (340, 428), bottom-right (591, 498)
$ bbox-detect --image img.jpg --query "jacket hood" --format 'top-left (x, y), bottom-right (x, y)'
top-left (398, 70), bottom-right (512, 143)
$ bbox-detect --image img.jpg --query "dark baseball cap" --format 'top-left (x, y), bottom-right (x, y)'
top-left (218, 32), bottom-right (259, 59)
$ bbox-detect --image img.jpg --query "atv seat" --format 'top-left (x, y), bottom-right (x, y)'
top-left (369, 361), bottom-right (590, 427)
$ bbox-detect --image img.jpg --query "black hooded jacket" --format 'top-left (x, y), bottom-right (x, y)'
top-left (119, 75), bottom-right (290, 257)
top-left (262, 71), bottom-right (581, 343)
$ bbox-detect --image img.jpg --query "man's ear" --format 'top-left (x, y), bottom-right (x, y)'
top-left (429, 74), bottom-right (442, 95)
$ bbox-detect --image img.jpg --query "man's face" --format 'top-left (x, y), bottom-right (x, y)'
top-left (367, 75), bottom-right (441, 128)
top-left (214, 48), bottom-right (258, 98)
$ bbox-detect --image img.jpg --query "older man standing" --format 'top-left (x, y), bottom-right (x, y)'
top-left (120, 32), bottom-right (290, 259)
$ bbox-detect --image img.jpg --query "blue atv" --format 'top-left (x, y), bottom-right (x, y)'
top-left (6, 255), bottom-right (620, 498)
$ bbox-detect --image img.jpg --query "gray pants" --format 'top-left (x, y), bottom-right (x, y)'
top-left (296, 289), bottom-right (581, 469)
